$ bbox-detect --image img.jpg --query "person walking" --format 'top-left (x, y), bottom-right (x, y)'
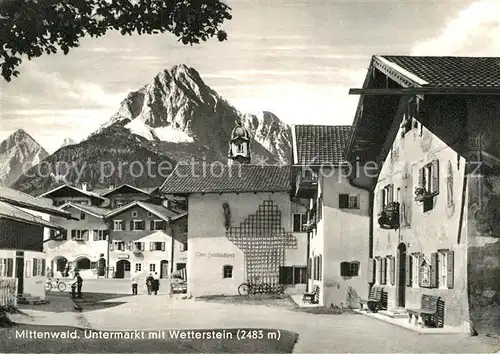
top-left (131, 271), bottom-right (139, 295)
top-left (153, 272), bottom-right (160, 295)
top-left (146, 273), bottom-right (154, 295)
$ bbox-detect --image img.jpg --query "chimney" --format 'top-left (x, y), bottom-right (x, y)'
top-left (81, 182), bottom-right (88, 191)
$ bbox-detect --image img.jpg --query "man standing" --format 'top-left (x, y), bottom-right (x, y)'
top-left (153, 272), bottom-right (160, 295)
top-left (131, 271), bottom-right (139, 295)
top-left (146, 273), bottom-right (154, 295)
top-left (74, 272), bottom-right (83, 298)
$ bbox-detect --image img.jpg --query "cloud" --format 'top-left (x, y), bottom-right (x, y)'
top-left (411, 0), bottom-right (500, 55)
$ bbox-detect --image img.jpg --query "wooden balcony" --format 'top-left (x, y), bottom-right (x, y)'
top-left (295, 172), bottom-right (319, 198)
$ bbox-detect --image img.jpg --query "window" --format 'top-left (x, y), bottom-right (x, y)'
top-left (381, 184), bottom-right (394, 210)
top-left (134, 242), bottom-right (145, 251)
top-left (130, 220), bottom-right (145, 231)
top-left (149, 264), bottom-right (156, 272)
top-left (339, 194), bottom-right (360, 209)
top-left (147, 212), bottom-right (153, 217)
top-left (437, 250), bottom-right (454, 289)
top-left (32, 258), bottom-right (45, 277)
top-left (113, 220), bottom-right (124, 231)
top-left (113, 241), bottom-right (125, 251)
top-left (131, 211), bottom-right (138, 218)
top-left (71, 230), bottom-right (89, 241)
top-left (0, 258), bottom-right (13, 277)
top-left (418, 160), bottom-right (440, 196)
top-left (135, 263), bottom-right (142, 272)
top-left (279, 266), bottom-right (307, 284)
top-left (223, 265), bottom-right (233, 279)
top-left (93, 230), bottom-right (108, 241)
top-left (180, 242), bottom-right (188, 252)
top-left (80, 213), bottom-right (86, 220)
top-left (340, 261), bottom-right (360, 277)
top-left (292, 213), bottom-right (307, 232)
top-left (446, 161), bottom-right (454, 207)
top-left (375, 257), bottom-right (387, 285)
top-left (150, 220), bottom-right (164, 231)
top-left (236, 143), bottom-right (244, 153)
top-left (150, 242), bottom-right (166, 251)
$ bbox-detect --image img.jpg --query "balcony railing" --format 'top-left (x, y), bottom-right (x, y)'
top-left (295, 170), bottom-right (319, 198)
top-left (377, 202), bottom-right (400, 230)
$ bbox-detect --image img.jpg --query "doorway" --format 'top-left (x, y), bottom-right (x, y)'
top-left (397, 243), bottom-right (407, 307)
top-left (15, 252), bottom-right (24, 295)
top-left (115, 260), bottom-right (131, 279)
top-left (160, 260), bottom-right (169, 278)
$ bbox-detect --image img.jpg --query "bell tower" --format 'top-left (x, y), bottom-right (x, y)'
top-left (228, 118), bottom-right (251, 165)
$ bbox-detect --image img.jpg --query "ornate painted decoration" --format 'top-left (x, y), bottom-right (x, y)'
top-left (419, 256), bottom-right (431, 288)
top-left (225, 200), bottom-right (297, 291)
top-left (420, 128), bottom-right (432, 153)
top-left (446, 161), bottom-right (455, 217)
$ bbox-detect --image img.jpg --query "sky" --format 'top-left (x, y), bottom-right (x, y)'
top-left (1, 0), bottom-right (500, 153)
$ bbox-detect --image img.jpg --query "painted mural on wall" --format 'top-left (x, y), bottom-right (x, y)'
top-left (224, 200), bottom-right (297, 291)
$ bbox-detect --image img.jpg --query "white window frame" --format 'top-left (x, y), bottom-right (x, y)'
top-left (424, 164), bottom-right (434, 193)
top-left (114, 241), bottom-right (125, 251)
top-left (412, 254), bottom-right (420, 288)
top-left (438, 251), bottom-right (448, 289)
top-left (152, 242), bottom-right (165, 251)
top-left (131, 211), bottom-right (138, 218)
top-left (348, 194), bottom-right (359, 209)
top-left (147, 212), bottom-right (153, 217)
top-left (134, 242), bottom-right (144, 251)
top-left (0, 259), bottom-right (5, 277)
top-left (292, 213), bottom-right (307, 232)
top-left (113, 220), bottom-right (123, 231)
top-left (135, 263), bottom-right (142, 272)
top-left (149, 263), bottom-right (156, 272)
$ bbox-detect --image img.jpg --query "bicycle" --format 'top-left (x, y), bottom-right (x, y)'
top-left (45, 277), bottom-right (67, 292)
top-left (238, 276), bottom-right (271, 295)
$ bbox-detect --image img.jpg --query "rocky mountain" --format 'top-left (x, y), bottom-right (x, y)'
top-left (97, 64), bottom-right (292, 164)
top-left (60, 137), bottom-right (76, 148)
top-left (13, 64), bottom-right (292, 195)
top-left (0, 129), bottom-right (49, 187)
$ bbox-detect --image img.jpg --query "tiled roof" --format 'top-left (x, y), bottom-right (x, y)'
top-left (0, 185), bottom-right (71, 218)
top-left (160, 164), bottom-right (291, 194)
top-left (0, 201), bottom-right (65, 229)
top-left (293, 125), bottom-right (352, 165)
top-left (105, 201), bottom-right (178, 221)
top-left (380, 56), bottom-right (500, 88)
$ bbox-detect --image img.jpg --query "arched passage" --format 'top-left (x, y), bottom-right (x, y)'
top-left (75, 256), bottom-right (91, 271)
top-left (160, 260), bottom-right (169, 278)
top-left (52, 256), bottom-right (68, 276)
top-left (115, 260), bottom-right (131, 279)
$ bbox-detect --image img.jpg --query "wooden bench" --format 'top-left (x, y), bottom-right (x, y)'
top-left (302, 285), bottom-right (320, 304)
top-left (359, 285), bottom-right (385, 312)
top-left (407, 294), bottom-right (444, 328)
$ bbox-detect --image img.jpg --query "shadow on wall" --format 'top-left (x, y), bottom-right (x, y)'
top-left (468, 241), bottom-right (500, 336)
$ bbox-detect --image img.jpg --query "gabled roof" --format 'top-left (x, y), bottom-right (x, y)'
top-left (170, 212), bottom-right (188, 221)
top-left (60, 202), bottom-right (110, 219)
top-left (105, 201), bottom-right (179, 221)
top-left (346, 55), bottom-right (500, 165)
top-left (100, 184), bottom-right (154, 197)
top-left (0, 185), bottom-right (72, 219)
top-left (292, 125), bottom-right (352, 166)
top-left (0, 201), bottom-right (65, 230)
top-left (377, 55), bottom-right (500, 88)
top-left (159, 164), bottom-right (291, 195)
top-left (39, 184), bottom-right (105, 201)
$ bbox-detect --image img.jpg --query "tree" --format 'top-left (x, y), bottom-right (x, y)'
top-left (0, 0), bottom-right (231, 82)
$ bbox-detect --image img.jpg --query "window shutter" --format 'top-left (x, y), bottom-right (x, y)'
top-left (33, 260), bottom-right (36, 277)
top-left (150, 242), bottom-right (154, 251)
top-left (141, 242), bottom-right (145, 251)
top-left (130, 221), bottom-right (134, 231)
top-left (84, 231), bottom-right (89, 241)
top-left (7, 258), bottom-right (13, 277)
top-left (339, 194), bottom-right (349, 209)
top-left (110, 243), bottom-right (115, 251)
top-left (319, 255), bottom-right (322, 280)
top-left (161, 242), bottom-right (166, 251)
top-left (432, 160), bottom-right (440, 194)
top-left (390, 257), bottom-right (395, 285)
top-left (381, 258), bottom-right (387, 284)
top-left (93, 230), bottom-right (97, 241)
top-left (430, 252), bottom-right (438, 288)
top-left (293, 214), bottom-right (301, 232)
top-left (406, 255), bottom-right (412, 286)
top-left (41, 259), bottom-right (46, 276)
top-left (62, 230), bottom-right (68, 240)
top-left (150, 221), bottom-right (154, 230)
top-left (340, 261), bottom-right (349, 276)
top-left (377, 259), bottom-right (382, 283)
top-left (368, 258), bottom-right (375, 283)
top-left (388, 185), bottom-right (394, 203)
top-left (418, 167), bottom-right (425, 187)
top-left (279, 267), bottom-right (286, 284)
top-left (447, 251), bottom-right (454, 289)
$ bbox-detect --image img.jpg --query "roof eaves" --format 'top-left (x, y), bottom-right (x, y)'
top-left (291, 125), bottom-right (299, 165)
top-left (374, 55), bottom-right (429, 87)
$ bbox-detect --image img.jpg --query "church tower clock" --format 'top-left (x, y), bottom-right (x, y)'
top-left (228, 118), bottom-right (251, 164)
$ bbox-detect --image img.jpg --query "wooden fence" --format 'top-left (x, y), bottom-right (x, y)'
top-left (0, 278), bottom-right (17, 307)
